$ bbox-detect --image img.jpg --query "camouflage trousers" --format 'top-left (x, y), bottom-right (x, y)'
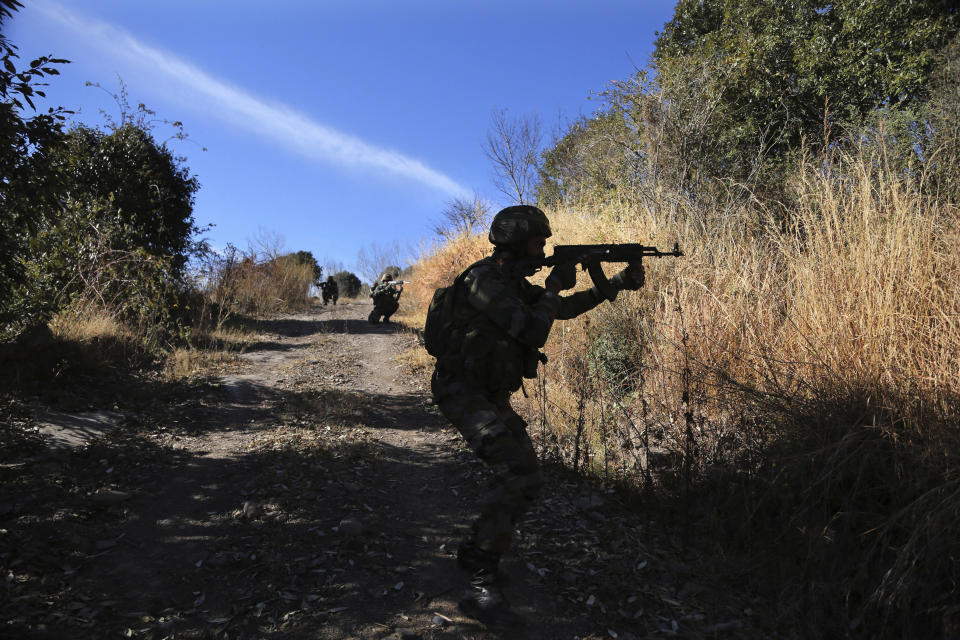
top-left (368, 300), bottom-right (399, 323)
top-left (431, 373), bottom-right (544, 569)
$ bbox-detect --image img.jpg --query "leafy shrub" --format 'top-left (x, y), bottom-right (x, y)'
top-left (331, 270), bottom-right (362, 298)
top-left (0, 3), bottom-right (69, 333)
top-left (586, 305), bottom-right (644, 397)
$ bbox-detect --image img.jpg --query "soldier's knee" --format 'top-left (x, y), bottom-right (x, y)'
top-left (474, 426), bottom-right (511, 460)
top-left (455, 407), bottom-right (506, 455)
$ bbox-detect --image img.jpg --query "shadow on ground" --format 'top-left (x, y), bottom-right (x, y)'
top-left (0, 309), bottom-right (778, 640)
top-left (0, 381), bottom-right (485, 639)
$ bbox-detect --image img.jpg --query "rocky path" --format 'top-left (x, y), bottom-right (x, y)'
top-left (1, 301), bottom-right (774, 639)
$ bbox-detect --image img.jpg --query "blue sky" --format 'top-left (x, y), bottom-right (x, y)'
top-left (7, 0), bottom-right (676, 277)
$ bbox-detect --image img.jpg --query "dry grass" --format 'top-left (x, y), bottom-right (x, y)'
top-left (43, 306), bottom-right (257, 382)
top-left (162, 323), bottom-right (258, 380)
top-left (205, 254), bottom-right (316, 319)
top-left (163, 347), bottom-right (244, 380)
top-left (45, 308), bottom-right (148, 370)
top-left (48, 309), bottom-right (130, 344)
top-left (0, 308), bottom-right (159, 384)
top-left (409, 144), bottom-right (960, 635)
top-left (512, 147), bottom-right (959, 464)
top-left (393, 342), bottom-right (435, 378)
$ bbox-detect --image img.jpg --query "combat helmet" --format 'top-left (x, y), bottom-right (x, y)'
top-left (381, 266), bottom-right (402, 281)
top-left (488, 205), bottom-right (552, 246)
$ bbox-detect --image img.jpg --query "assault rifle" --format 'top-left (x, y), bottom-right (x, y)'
top-left (384, 280), bottom-right (411, 286)
top-left (513, 242), bottom-right (683, 301)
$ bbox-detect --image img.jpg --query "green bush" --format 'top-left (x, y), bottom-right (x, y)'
top-left (0, 1), bottom-right (69, 334)
top-left (6, 98), bottom-right (203, 344)
top-left (332, 270), bottom-right (362, 298)
top-left (586, 306), bottom-right (643, 398)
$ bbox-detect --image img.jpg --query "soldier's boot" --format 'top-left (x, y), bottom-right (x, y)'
top-left (458, 569), bottom-right (525, 628)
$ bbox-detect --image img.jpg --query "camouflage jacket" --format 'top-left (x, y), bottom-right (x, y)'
top-left (371, 281), bottom-right (402, 304)
top-left (434, 256), bottom-right (607, 394)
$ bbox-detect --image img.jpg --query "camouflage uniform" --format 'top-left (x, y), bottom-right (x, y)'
top-left (430, 204), bottom-right (643, 627)
top-left (321, 278), bottom-right (339, 306)
top-left (431, 256), bottom-right (613, 569)
top-left (368, 279), bottom-right (402, 324)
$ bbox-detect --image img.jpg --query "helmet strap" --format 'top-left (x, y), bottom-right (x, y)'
top-left (492, 244), bottom-right (523, 260)
top-left (493, 245), bottom-right (538, 278)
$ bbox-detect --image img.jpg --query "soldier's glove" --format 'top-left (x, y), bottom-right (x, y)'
top-left (545, 262), bottom-right (577, 292)
top-left (610, 262), bottom-right (645, 291)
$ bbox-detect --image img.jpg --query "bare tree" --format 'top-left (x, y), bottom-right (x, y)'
top-left (356, 240), bottom-right (410, 285)
top-left (431, 193), bottom-right (493, 240)
top-left (322, 258), bottom-right (345, 279)
top-left (484, 108), bottom-right (543, 204)
top-left (246, 227), bottom-right (286, 262)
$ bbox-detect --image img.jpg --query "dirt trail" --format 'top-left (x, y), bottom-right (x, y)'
top-left (2, 301), bottom-right (772, 640)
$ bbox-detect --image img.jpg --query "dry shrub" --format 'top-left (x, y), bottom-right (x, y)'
top-left (48, 309), bottom-right (127, 343)
top-left (209, 254), bottom-right (315, 317)
top-left (5, 307), bottom-right (158, 381)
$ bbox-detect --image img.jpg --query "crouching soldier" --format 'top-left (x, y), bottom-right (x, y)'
top-left (429, 205), bottom-right (645, 628)
top-left (368, 272), bottom-right (403, 324)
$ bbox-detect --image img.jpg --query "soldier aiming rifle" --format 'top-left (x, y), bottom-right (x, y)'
top-left (368, 272), bottom-right (405, 324)
top-left (425, 205), bottom-right (682, 628)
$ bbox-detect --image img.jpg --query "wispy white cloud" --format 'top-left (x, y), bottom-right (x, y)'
top-left (34, 1), bottom-right (469, 197)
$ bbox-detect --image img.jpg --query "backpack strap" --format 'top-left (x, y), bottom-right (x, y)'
top-left (451, 258), bottom-right (488, 297)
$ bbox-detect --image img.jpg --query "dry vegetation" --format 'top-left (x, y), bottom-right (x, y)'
top-left (406, 144), bottom-right (960, 635)
top-left (25, 250), bottom-right (317, 387)
top-left (196, 251), bottom-right (318, 328)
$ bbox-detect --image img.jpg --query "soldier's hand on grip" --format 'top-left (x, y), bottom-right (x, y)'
top-left (614, 262), bottom-right (645, 291)
top-left (545, 262), bottom-right (577, 292)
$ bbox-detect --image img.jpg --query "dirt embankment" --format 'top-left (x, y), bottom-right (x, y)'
top-left (1, 300), bottom-right (775, 639)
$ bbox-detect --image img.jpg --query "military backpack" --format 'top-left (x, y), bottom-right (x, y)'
top-left (422, 260), bottom-right (483, 358)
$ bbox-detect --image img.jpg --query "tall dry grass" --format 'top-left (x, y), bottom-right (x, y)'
top-left (410, 144), bottom-right (960, 635)
top-left (7, 309), bottom-right (158, 380)
top-left (205, 255), bottom-right (316, 319)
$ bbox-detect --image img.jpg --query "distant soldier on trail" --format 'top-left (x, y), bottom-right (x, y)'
top-left (428, 205), bottom-right (646, 628)
top-left (368, 272), bottom-right (403, 324)
top-left (320, 275), bottom-right (339, 306)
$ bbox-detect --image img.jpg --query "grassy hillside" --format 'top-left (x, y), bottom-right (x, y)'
top-left (404, 144), bottom-right (960, 636)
